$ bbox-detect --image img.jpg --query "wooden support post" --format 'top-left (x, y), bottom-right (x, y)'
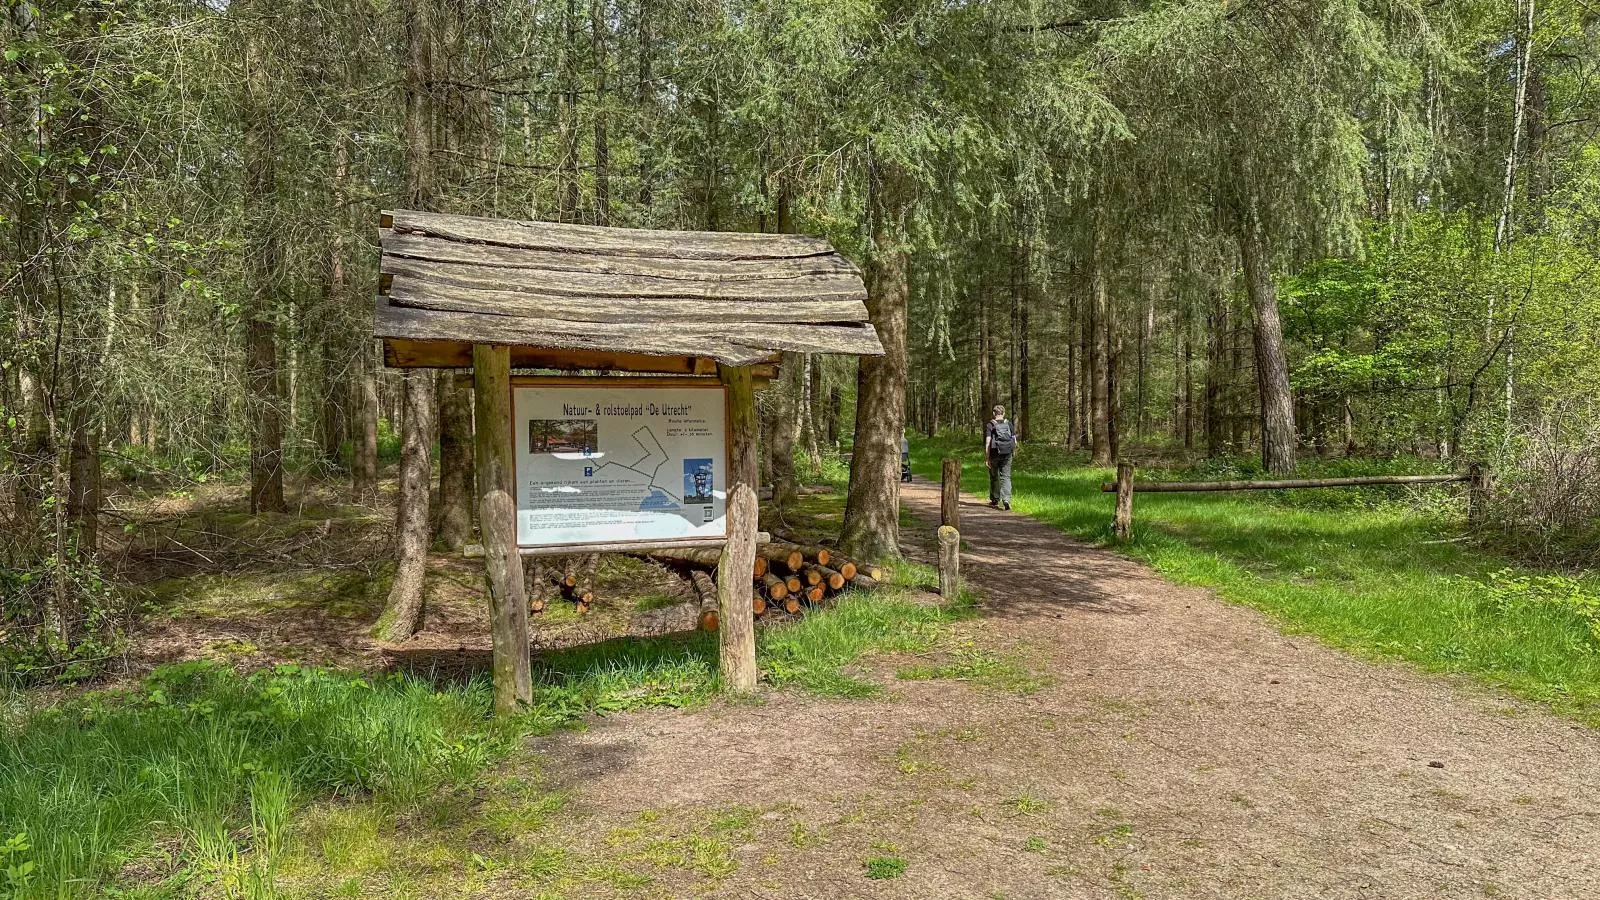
top-left (1113, 460), bottom-right (1135, 541)
top-left (1468, 462), bottom-right (1491, 526)
top-left (472, 344), bottom-right (532, 713)
top-left (941, 457), bottom-right (961, 531)
top-left (716, 362), bottom-right (759, 692)
top-left (937, 525), bottom-right (960, 600)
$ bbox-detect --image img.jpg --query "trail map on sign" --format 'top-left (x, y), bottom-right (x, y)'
top-left (513, 383), bottom-right (727, 547)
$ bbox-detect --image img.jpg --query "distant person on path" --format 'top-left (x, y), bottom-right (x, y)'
top-left (984, 405), bottom-right (1017, 509)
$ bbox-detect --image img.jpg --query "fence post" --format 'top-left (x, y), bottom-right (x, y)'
top-left (1113, 460), bottom-right (1135, 541)
top-left (1467, 462), bottom-right (1491, 526)
top-left (937, 525), bottom-right (960, 599)
top-left (941, 456), bottom-right (961, 531)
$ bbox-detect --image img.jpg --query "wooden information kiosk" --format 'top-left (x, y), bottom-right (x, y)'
top-left (372, 210), bottom-right (882, 710)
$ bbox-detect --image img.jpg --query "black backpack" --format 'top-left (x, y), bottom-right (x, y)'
top-left (990, 420), bottom-right (1016, 454)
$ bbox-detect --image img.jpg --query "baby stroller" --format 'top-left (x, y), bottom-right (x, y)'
top-left (900, 451), bottom-right (913, 483)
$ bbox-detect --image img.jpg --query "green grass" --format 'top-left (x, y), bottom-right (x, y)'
top-left (0, 661), bottom-right (519, 898)
top-left (863, 855), bottom-right (907, 879)
top-left (911, 433), bottom-right (1600, 726)
top-left (1, 578), bottom-right (964, 897)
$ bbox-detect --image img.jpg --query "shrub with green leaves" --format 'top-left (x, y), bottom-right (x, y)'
top-left (1480, 569), bottom-right (1600, 644)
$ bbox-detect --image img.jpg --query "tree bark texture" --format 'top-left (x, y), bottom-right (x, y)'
top-left (769, 352), bottom-right (801, 509)
top-left (841, 158), bottom-right (911, 563)
top-left (1089, 229), bottom-right (1112, 466)
top-left (243, 18), bottom-right (286, 514)
top-left (434, 371), bottom-right (474, 550)
top-left (1235, 177), bottom-right (1297, 474)
top-left (352, 340), bottom-right (380, 502)
top-left (376, 370), bottom-right (435, 641)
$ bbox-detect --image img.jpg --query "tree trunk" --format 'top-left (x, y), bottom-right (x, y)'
top-left (1235, 176), bottom-right (1296, 474)
top-left (377, 0), bottom-right (443, 637)
top-left (1494, 0), bottom-right (1536, 252)
top-left (979, 283), bottom-right (996, 414)
top-left (1181, 288), bottom-right (1194, 451)
top-left (243, 16), bottom-right (286, 514)
top-left (802, 354), bottom-right (822, 470)
top-left (770, 353), bottom-right (800, 509)
top-left (434, 372), bottom-right (474, 549)
top-left (827, 385), bottom-right (841, 446)
top-left (1018, 272), bottom-right (1031, 440)
top-left (840, 158), bottom-right (911, 562)
top-left (352, 340), bottom-right (380, 501)
top-left (67, 413), bottom-right (100, 555)
top-left (634, 0), bottom-right (654, 211)
top-left (1205, 285), bottom-right (1225, 457)
top-left (558, 0), bottom-right (581, 221)
top-left (319, 139), bottom-right (349, 469)
top-left (1089, 229), bottom-right (1112, 466)
top-left (1065, 286), bottom-right (1079, 449)
top-left (591, 0), bottom-right (610, 225)
top-left (377, 371), bottom-right (435, 641)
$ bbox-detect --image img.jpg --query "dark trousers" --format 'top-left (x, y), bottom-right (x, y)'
top-left (988, 451), bottom-right (1013, 505)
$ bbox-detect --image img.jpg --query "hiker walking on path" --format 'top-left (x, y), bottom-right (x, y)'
top-left (984, 405), bottom-right (1018, 509)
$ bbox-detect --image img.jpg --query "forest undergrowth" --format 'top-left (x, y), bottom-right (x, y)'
top-left (911, 434), bottom-right (1600, 727)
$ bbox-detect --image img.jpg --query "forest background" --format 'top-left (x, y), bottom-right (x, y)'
top-left (3, 0), bottom-right (1599, 675)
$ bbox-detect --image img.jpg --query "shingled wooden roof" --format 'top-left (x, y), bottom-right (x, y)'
top-left (374, 210), bottom-right (884, 371)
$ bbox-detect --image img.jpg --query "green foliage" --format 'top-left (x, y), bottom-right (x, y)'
top-left (0, 526), bottom-right (128, 686)
top-left (863, 855), bottom-right (907, 879)
top-left (1480, 569), bottom-right (1600, 645)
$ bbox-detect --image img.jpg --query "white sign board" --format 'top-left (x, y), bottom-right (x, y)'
top-left (512, 380), bottom-right (728, 548)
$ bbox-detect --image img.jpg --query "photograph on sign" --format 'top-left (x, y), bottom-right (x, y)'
top-left (512, 380), bottom-right (728, 548)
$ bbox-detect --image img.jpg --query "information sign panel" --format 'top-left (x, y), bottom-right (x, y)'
top-left (512, 378), bottom-right (728, 548)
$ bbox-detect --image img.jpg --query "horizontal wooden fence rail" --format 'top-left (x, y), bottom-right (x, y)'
top-left (1102, 461), bottom-right (1489, 541)
top-left (1098, 474), bottom-right (1473, 493)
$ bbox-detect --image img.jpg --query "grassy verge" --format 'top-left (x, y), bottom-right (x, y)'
top-left (1, 466), bottom-right (967, 898)
top-left (910, 434), bottom-right (1600, 726)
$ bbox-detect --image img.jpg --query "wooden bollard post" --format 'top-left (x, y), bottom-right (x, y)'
top-left (1467, 462), bottom-right (1491, 526)
top-left (941, 457), bottom-right (961, 531)
top-left (472, 343), bottom-right (532, 713)
top-left (1113, 460), bottom-right (1135, 541)
top-left (937, 525), bottom-right (960, 600)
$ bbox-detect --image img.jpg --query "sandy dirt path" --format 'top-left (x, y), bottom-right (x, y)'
top-left (530, 478), bottom-right (1600, 898)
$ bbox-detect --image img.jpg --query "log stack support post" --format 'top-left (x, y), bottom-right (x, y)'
top-left (1113, 460), bottom-right (1135, 541)
top-left (941, 457), bottom-right (961, 531)
top-left (937, 524), bottom-right (960, 600)
top-left (472, 343), bottom-right (533, 712)
top-left (716, 363), bottom-right (760, 692)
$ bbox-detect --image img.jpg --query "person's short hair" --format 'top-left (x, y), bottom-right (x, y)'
top-left (993, 405), bottom-right (1005, 416)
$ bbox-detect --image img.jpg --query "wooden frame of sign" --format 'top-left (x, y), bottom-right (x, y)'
top-left (373, 209), bottom-right (884, 713)
top-left (507, 375), bottom-right (734, 556)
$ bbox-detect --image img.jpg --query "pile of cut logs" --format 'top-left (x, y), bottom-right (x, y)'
top-left (637, 540), bottom-right (884, 631)
top-left (521, 541), bottom-right (883, 627)
top-left (524, 553), bottom-right (600, 614)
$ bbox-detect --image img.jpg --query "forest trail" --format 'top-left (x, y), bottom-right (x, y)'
top-left (530, 478), bottom-right (1600, 898)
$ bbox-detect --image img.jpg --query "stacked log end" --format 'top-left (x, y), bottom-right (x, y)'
top-left (647, 539), bottom-right (883, 627)
top-left (691, 570), bottom-right (720, 632)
